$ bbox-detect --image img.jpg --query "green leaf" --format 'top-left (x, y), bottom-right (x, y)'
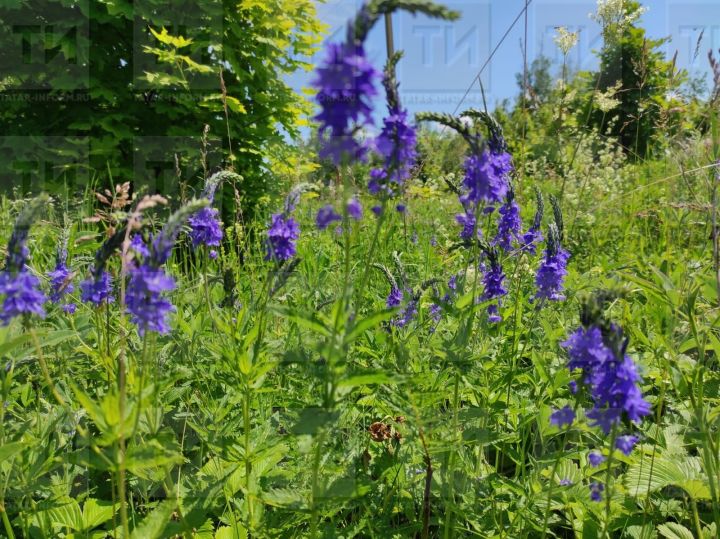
top-left (261, 488), bottom-right (305, 509)
top-left (657, 522), bottom-right (694, 539)
top-left (344, 309), bottom-right (395, 344)
top-left (45, 499), bottom-right (83, 531)
top-left (270, 305), bottom-right (330, 336)
top-left (0, 441), bottom-right (27, 463)
top-left (216, 524), bottom-right (248, 539)
top-left (625, 455), bottom-right (710, 499)
top-left (82, 499), bottom-right (115, 531)
top-left (337, 372), bottom-right (392, 388)
top-left (130, 499), bottom-right (176, 539)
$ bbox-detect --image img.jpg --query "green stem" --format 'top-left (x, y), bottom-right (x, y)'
top-left (602, 427), bottom-right (618, 539)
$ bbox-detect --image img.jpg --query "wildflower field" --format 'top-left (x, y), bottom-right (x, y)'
top-left (1, 0), bottom-right (720, 537)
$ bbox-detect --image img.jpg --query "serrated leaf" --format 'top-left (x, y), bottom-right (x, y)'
top-left (261, 488), bottom-right (305, 508)
top-left (130, 499), bottom-right (175, 539)
top-left (626, 456), bottom-right (710, 499)
top-left (82, 498), bottom-right (115, 530)
top-left (657, 522), bottom-right (694, 539)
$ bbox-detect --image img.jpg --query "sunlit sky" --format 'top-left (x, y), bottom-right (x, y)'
top-left (287, 0), bottom-right (719, 123)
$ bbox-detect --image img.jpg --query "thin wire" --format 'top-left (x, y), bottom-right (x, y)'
top-left (449, 0), bottom-right (535, 117)
top-left (413, 0), bottom-right (536, 180)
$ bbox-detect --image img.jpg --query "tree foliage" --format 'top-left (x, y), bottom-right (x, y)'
top-left (0, 0), bottom-right (324, 220)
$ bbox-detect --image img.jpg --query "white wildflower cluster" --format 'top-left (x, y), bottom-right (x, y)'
top-left (590, 0), bottom-right (647, 30)
top-left (554, 27), bottom-right (579, 56)
top-left (594, 81), bottom-right (622, 113)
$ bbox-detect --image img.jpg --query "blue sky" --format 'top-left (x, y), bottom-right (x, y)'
top-left (288, 0), bottom-right (720, 123)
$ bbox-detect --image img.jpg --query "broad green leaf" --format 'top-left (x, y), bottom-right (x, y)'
top-left (45, 499), bottom-right (83, 531)
top-left (657, 522), bottom-right (694, 539)
top-left (625, 455), bottom-right (710, 499)
top-left (344, 309), bottom-right (395, 344)
top-left (0, 441), bottom-right (27, 463)
top-left (82, 498), bottom-right (115, 531)
top-left (130, 499), bottom-right (176, 539)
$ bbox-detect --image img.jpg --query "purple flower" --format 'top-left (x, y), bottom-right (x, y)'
top-left (209, 250), bottom-right (218, 260)
top-left (460, 150), bottom-right (511, 207)
top-left (48, 262), bottom-right (74, 304)
top-left (569, 380), bottom-right (578, 394)
top-left (550, 405), bottom-right (575, 428)
top-left (386, 287), bottom-right (403, 308)
top-left (493, 198), bottom-right (522, 251)
top-left (80, 270), bottom-right (114, 305)
top-left (430, 236), bottom-right (437, 247)
top-left (313, 41), bottom-right (379, 164)
top-left (396, 203), bottom-right (406, 214)
top-left (130, 234), bottom-right (150, 258)
top-left (371, 205), bottom-right (382, 216)
top-left (559, 479), bottom-right (573, 486)
top-left (481, 258), bottom-right (507, 323)
top-left (0, 271), bottom-right (46, 325)
top-left (316, 205), bottom-right (342, 230)
top-left (62, 303), bottom-right (76, 314)
top-left (393, 297), bottom-right (418, 328)
top-left (266, 213), bottom-right (300, 262)
top-left (534, 246), bottom-right (569, 302)
top-left (188, 206), bottom-right (223, 248)
top-left (126, 264), bottom-right (176, 335)
top-left (588, 451), bottom-right (605, 467)
top-left (521, 227), bottom-right (543, 254)
top-left (372, 107), bottom-right (417, 187)
top-left (456, 211), bottom-right (478, 241)
top-left (429, 303), bottom-right (441, 323)
top-left (562, 325), bottom-right (651, 435)
top-left (615, 434), bottom-right (639, 456)
top-left (347, 198), bottom-right (362, 220)
top-left (590, 482), bottom-right (604, 502)
top-left (486, 303), bottom-right (502, 323)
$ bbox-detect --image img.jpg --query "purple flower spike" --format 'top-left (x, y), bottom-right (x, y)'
top-left (372, 107), bottom-right (418, 187)
top-left (550, 405), bottom-right (575, 428)
top-left (347, 198), bottom-right (362, 220)
top-left (494, 198), bottom-right (522, 251)
top-left (48, 262), bottom-right (74, 304)
top-left (534, 246), bottom-right (569, 302)
top-left (0, 271), bottom-right (46, 325)
top-left (588, 451), bottom-right (605, 467)
top-left (590, 482), bottom-right (604, 502)
top-left (386, 287), bottom-right (403, 308)
top-left (126, 265), bottom-right (176, 335)
top-left (266, 213), bottom-right (300, 262)
top-left (460, 150), bottom-right (511, 207)
top-left (615, 434), bottom-right (639, 456)
top-left (316, 205), bottom-right (342, 231)
top-left (562, 324), bottom-right (650, 435)
top-left (188, 207), bottom-right (223, 248)
top-left (312, 41), bottom-right (379, 165)
top-left (80, 270), bottom-right (114, 306)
